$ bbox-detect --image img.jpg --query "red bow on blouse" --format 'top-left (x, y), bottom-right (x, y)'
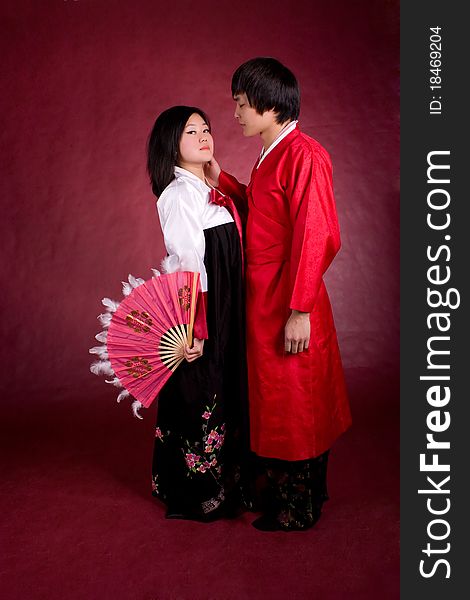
top-left (209, 188), bottom-right (244, 273)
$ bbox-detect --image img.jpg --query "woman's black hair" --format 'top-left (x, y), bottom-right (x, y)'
top-left (231, 57), bottom-right (300, 124)
top-left (147, 106), bottom-right (211, 198)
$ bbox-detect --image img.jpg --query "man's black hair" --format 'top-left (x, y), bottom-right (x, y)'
top-left (231, 57), bottom-right (300, 124)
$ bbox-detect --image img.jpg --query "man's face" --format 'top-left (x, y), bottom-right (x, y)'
top-left (233, 93), bottom-right (277, 137)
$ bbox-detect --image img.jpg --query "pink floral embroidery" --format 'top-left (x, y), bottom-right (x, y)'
top-left (185, 453), bottom-right (201, 468)
top-left (151, 475), bottom-right (159, 493)
top-left (207, 430), bottom-right (219, 444)
top-left (183, 396), bottom-right (225, 480)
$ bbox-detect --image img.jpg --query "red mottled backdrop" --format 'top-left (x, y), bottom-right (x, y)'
top-left (1, 1), bottom-right (399, 599)
top-left (1, 0), bottom-right (398, 395)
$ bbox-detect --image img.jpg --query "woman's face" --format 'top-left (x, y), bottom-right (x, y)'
top-left (178, 113), bottom-right (214, 166)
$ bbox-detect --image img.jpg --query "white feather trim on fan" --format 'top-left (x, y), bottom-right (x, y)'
top-left (95, 331), bottom-right (108, 343)
top-left (90, 360), bottom-right (115, 377)
top-left (151, 268), bottom-right (161, 278)
top-left (121, 281), bottom-right (132, 297)
top-left (101, 297), bottom-right (120, 313)
top-left (160, 254), bottom-right (182, 274)
top-left (132, 399), bottom-right (143, 419)
top-left (105, 377), bottom-right (123, 388)
top-left (122, 274), bottom-right (145, 297)
top-left (117, 389), bottom-right (130, 403)
top-left (89, 345), bottom-right (109, 360)
top-left (98, 312), bottom-right (113, 328)
top-left (129, 274), bottom-right (145, 288)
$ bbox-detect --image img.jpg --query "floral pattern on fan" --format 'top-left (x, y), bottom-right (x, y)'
top-left (125, 310), bottom-right (153, 333)
top-left (178, 285), bottom-right (192, 311)
top-left (125, 356), bottom-right (153, 378)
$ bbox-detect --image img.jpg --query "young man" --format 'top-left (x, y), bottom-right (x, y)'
top-left (205, 57), bottom-right (352, 531)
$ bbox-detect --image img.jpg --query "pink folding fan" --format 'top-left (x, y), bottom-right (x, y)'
top-left (90, 270), bottom-right (200, 409)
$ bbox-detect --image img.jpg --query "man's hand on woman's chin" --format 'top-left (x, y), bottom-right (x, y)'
top-left (204, 157), bottom-right (221, 187)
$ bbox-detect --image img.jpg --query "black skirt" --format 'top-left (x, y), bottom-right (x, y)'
top-left (151, 222), bottom-right (250, 519)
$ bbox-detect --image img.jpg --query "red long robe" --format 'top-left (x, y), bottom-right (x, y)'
top-left (218, 125), bottom-right (352, 461)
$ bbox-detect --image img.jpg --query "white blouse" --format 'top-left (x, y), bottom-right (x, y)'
top-left (157, 167), bottom-right (234, 292)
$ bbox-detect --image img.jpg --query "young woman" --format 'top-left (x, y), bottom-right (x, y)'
top-left (146, 106), bottom-right (250, 521)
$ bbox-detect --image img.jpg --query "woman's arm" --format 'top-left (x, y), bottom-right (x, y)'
top-left (158, 183), bottom-right (209, 341)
